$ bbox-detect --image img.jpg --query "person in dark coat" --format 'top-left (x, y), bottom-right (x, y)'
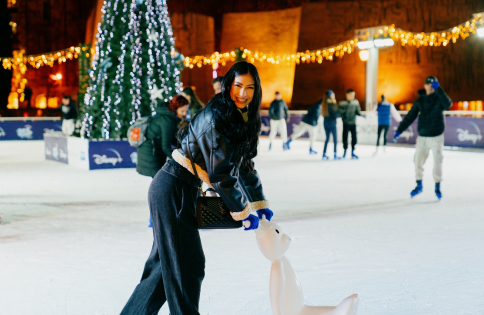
top-left (268, 91), bottom-right (290, 150)
top-left (339, 89), bottom-right (362, 159)
top-left (136, 95), bottom-right (189, 178)
top-left (285, 99), bottom-right (322, 154)
top-left (60, 95), bottom-right (78, 136)
top-left (394, 76), bottom-right (452, 199)
top-left (120, 61), bottom-right (273, 315)
top-left (321, 90), bottom-right (341, 160)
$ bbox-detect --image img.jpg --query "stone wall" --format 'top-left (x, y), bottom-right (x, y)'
top-left (220, 7), bottom-right (302, 108)
top-left (171, 12), bottom-right (215, 104)
top-left (292, 0), bottom-right (484, 108)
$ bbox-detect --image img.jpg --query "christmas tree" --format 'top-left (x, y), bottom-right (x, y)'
top-left (83, 0), bottom-right (182, 139)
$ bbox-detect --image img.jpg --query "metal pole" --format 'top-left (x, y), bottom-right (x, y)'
top-left (366, 46), bottom-right (378, 111)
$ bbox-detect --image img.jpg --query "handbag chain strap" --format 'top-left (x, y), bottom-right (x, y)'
top-left (186, 130), bottom-right (206, 197)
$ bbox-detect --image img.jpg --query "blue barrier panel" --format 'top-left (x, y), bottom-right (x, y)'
top-left (44, 135), bottom-right (68, 164)
top-left (0, 120), bottom-right (62, 140)
top-left (88, 140), bottom-right (137, 170)
top-left (261, 115), bottom-right (305, 137)
top-left (388, 116), bottom-right (484, 149)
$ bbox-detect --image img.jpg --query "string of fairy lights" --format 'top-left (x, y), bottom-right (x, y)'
top-left (1, 13), bottom-right (482, 73)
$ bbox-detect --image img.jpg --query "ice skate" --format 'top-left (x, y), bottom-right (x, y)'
top-left (309, 147), bottom-right (318, 155)
top-left (285, 139), bottom-right (292, 150)
top-left (372, 147), bottom-right (380, 156)
top-left (283, 143), bottom-right (290, 151)
top-left (322, 153), bottom-right (329, 160)
top-left (410, 180), bottom-right (423, 198)
top-left (334, 153), bottom-right (341, 160)
top-left (342, 150), bottom-right (347, 158)
top-left (255, 218), bottom-right (359, 315)
top-left (435, 183), bottom-right (442, 200)
top-left (269, 143), bottom-right (272, 151)
top-left (351, 152), bottom-right (358, 159)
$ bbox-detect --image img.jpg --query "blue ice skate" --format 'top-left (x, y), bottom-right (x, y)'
top-left (322, 153), bottom-right (329, 160)
top-left (283, 143), bottom-right (289, 151)
top-left (435, 183), bottom-right (442, 200)
top-left (334, 153), bottom-right (341, 160)
top-left (351, 152), bottom-right (359, 159)
top-left (285, 139), bottom-right (292, 150)
top-left (410, 180), bottom-right (423, 198)
top-left (309, 147), bottom-right (318, 155)
top-left (149, 217), bottom-right (153, 228)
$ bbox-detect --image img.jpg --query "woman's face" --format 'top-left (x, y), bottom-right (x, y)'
top-left (181, 92), bottom-right (191, 104)
top-left (330, 93), bottom-right (336, 101)
top-left (230, 73), bottom-right (255, 109)
top-left (176, 105), bottom-right (189, 119)
top-left (62, 98), bottom-right (69, 105)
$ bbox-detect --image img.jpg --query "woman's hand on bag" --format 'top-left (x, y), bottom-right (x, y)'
top-left (256, 208), bottom-right (273, 221)
top-left (243, 214), bottom-right (259, 231)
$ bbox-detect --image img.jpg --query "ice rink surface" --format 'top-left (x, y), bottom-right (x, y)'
top-left (1, 138), bottom-right (483, 315)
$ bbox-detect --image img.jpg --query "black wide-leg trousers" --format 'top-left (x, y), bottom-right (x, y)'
top-left (121, 159), bottom-right (205, 315)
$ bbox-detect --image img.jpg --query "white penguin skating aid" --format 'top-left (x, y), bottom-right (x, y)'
top-left (254, 218), bottom-right (359, 315)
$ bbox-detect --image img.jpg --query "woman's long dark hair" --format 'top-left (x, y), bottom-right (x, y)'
top-left (321, 90), bottom-right (336, 116)
top-left (178, 61), bottom-right (262, 172)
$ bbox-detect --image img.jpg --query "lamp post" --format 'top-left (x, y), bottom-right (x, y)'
top-left (355, 26), bottom-right (394, 111)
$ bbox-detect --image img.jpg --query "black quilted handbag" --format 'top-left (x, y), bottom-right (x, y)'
top-left (186, 139), bottom-right (242, 229)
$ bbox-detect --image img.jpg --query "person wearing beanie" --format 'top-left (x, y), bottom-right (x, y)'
top-left (372, 94), bottom-right (402, 155)
top-left (394, 76), bottom-right (452, 199)
top-left (268, 91), bottom-right (290, 151)
top-left (321, 90), bottom-right (341, 160)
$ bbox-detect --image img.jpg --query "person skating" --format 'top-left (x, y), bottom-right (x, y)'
top-left (394, 76), bottom-right (452, 199)
top-left (60, 95), bottom-right (78, 136)
top-left (268, 91), bottom-right (290, 151)
top-left (120, 61), bottom-right (273, 315)
top-left (321, 90), bottom-right (341, 160)
top-left (136, 95), bottom-right (189, 178)
top-left (372, 95), bottom-right (402, 156)
top-left (339, 89), bottom-right (362, 159)
top-left (285, 98), bottom-right (321, 154)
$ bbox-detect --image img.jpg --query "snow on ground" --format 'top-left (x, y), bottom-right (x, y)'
top-left (1, 138), bottom-right (483, 315)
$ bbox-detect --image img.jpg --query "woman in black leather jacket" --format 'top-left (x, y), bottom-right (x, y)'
top-left (121, 61), bottom-right (273, 315)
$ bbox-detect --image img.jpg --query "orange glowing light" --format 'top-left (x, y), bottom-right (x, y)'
top-left (50, 73), bottom-right (63, 81)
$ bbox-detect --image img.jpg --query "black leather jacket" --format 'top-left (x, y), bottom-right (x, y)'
top-left (173, 95), bottom-right (269, 221)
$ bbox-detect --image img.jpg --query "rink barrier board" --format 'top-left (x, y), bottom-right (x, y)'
top-left (0, 120), bottom-right (62, 140)
top-left (261, 113), bottom-right (484, 149)
top-left (44, 133), bottom-right (137, 170)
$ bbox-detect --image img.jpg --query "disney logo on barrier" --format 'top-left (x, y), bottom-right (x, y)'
top-left (92, 148), bottom-right (123, 166)
top-left (457, 122), bottom-right (482, 144)
top-left (260, 120), bottom-right (270, 134)
top-left (0, 127), bottom-right (5, 137)
top-left (130, 152), bottom-right (138, 164)
top-left (16, 125), bottom-right (33, 139)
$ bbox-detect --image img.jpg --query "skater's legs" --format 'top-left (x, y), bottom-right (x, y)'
top-left (350, 124), bottom-right (357, 151)
top-left (308, 126), bottom-right (317, 148)
top-left (330, 126), bottom-right (338, 153)
top-left (342, 124), bottom-right (349, 151)
top-left (269, 119), bottom-right (279, 145)
top-left (323, 125), bottom-right (331, 154)
top-left (382, 125), bottom-right (389, 146)
top-left (376, 125), bottom-right (383, 146)
top-left (291, 122), bottom-right (310, 141)
top-left (430, 134), bottom-right (444, 183)
top-left (120, 240), bottom-right (167, 315)
top-left (279, 119), bottom-right (288, 143)
top-left (414, 136), bottom-right (430, 181)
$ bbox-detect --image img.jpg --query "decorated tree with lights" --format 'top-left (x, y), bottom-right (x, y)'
top-left (83, 0), bottom-right (183, 139)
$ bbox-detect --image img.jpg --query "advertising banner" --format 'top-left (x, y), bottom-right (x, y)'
top-left (88, 140), bottom-right (137, 170)
top-left (388, 116), bottom-right (484, 149)
top-left (0, 120), bottom-right (62, 140)
top-left (44, 134), bottom-right (68, 164)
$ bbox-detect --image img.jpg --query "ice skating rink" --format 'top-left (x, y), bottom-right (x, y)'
top-left (1, 138), bottom-right (483, 315)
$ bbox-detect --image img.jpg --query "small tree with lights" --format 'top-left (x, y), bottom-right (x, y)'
top-left (83, 0), bottom-right (183, 139)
